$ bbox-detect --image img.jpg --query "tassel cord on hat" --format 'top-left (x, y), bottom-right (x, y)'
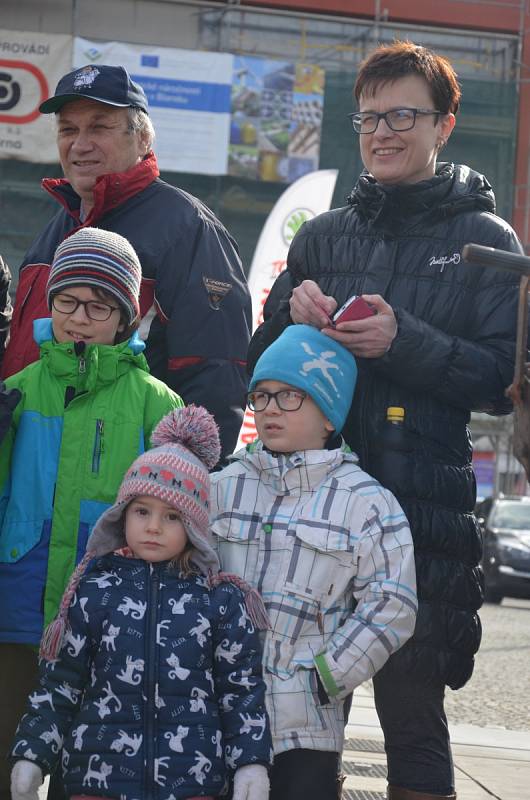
top-left (40, 550), bottom-right (95, 662)
top-left (208, 570), bottom-right (271, 631)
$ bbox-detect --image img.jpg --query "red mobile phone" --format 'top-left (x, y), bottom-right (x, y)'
top-left (332, 295), bottom-right (376, 325)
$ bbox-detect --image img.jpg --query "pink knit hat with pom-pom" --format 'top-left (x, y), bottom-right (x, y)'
top-left (115, 403), bottom-right (220, 539)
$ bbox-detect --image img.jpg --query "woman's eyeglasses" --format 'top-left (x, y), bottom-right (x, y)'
top-left (349, 107), bottom-right (442, 135)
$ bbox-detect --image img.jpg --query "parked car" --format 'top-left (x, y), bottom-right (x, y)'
top-left (477, 495), bottom-right (530, 603)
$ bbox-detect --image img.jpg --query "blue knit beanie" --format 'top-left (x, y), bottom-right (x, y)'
top-left (249, 324), bottom-right (357, 433)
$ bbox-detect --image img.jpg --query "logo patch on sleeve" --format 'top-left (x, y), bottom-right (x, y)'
top-left (203, 277), bottom-right (232, 310)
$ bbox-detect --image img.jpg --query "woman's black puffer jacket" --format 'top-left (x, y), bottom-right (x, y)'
top-left (248, 163), bottom-right (522, 690)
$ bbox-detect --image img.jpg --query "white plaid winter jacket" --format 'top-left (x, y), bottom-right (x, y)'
top-left (210, 442), bottom-right (417, 755)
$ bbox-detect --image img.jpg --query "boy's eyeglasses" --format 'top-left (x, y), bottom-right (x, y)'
top-left (348, 107), bottom-right (442, 134)
top-left (52, 293), bottom-right (120, 321)
top-left (246, 389), bottom-right (307, 412)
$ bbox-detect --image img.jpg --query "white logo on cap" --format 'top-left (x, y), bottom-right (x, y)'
top-left (299, 341), bottom-right (342, 396)
top-left (73, 66), bottom-right (100, 90)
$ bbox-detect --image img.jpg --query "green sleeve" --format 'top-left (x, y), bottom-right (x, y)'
top-left (143, 380), bottom-right (184, 447)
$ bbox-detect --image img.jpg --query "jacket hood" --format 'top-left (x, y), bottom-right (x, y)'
top-left (34, 317), bottom-right (145, 354)
top-left (347, 162), bottom-right (496, 232)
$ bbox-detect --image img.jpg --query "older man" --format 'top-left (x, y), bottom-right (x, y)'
top-left (2, 64), bottom-right (251, 460)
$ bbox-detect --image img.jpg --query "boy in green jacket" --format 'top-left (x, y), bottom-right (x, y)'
top-left (0, 227), bottom-right (182, 800)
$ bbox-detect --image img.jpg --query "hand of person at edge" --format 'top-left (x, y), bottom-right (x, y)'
top-left (0, 380), bottom-right (21, 444)
top-left (323, 293), bottom-right (398, 358)
top-left (289, 280), bottom-right (337, 328)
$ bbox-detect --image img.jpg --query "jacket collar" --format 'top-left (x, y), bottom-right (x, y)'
top-left (41, 151), bottom-right (160, 225)
top-left (233, 439), bottom-right (357, 495)
top-left (34, 317), bottom-right (147, 390)
top-left (347, 162), bottom-right (496, 234)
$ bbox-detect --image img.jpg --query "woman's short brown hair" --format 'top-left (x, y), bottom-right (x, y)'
top-left (354, 40), bottom-right (461, 115)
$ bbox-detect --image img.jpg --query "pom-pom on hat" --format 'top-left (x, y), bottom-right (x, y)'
top-left (249, 324), bottom-right (358, 433)
top-left (46, 227), bottom-right (141, 326)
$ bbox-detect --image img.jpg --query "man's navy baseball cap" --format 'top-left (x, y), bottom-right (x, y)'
top-left (39, 64), bottom-right (149, 114)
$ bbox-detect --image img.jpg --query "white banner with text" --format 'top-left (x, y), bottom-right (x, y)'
top-left (74, 37), bottom-right (233, 175)
top-left (0, 29), bottom-right (72, 162)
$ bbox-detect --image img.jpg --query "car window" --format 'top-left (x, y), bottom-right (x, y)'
top-left (489, 501), bottom-right (530, 530)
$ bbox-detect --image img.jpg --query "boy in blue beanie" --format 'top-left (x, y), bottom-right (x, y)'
top-left (210, 325), bottom-right (418, 800)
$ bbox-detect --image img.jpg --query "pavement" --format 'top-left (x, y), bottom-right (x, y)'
top-left (342, 682), bottom-right (530, 799)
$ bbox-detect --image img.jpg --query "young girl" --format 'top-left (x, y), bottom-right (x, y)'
top-left (10, 405), bottom-right (271, 800)
top-left (0, 227), bottom-right (182, 798)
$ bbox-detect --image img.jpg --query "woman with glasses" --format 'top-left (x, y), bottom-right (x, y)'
top-left (0, 227), bottom-right (182, 800)
top-left (248, 41), bottom-right (523, 800)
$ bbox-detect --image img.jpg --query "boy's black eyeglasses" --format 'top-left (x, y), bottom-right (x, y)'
top-left (246, 389), bottom-right (307, 412)
top-left (52, 293), bottom-right (120, 321)
top-left (349, 107), bottom-right (442, 134)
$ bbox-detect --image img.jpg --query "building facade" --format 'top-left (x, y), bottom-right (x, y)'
top-left (0, 0), bottom-right (528, 278)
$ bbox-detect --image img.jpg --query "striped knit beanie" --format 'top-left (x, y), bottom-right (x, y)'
top-left (46, 227), bottom-right (141, 325)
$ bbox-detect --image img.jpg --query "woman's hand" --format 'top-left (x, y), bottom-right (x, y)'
top-left (324, 294), bottom-right (397, 358)
top-left (290, 280), bottom-right (337, 328)
top-left (233, 764), bottom-right (270, 800)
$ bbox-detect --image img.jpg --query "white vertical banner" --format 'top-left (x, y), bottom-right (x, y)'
top-left (0, 29), bottom-right (72, 162)
top-left (74, 38), bottom-right (233, 175)
top-left (237, 168), bottom-right (339, 450)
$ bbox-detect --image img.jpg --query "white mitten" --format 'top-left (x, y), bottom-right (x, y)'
top-left (10, 759), bottom-right (43, 800)
top-left (233, 764), bottom-right (270, 800)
